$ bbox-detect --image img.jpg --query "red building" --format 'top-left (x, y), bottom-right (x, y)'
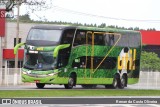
top-left (141, 30), bottom-right (160, 45)
top-left (3, 49), bottom-right (24, 68)
top-left (140, 30), bottom-right (160, 57)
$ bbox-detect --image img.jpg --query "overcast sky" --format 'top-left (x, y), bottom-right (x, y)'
top-left (17, 0), bottom-right (160, 30)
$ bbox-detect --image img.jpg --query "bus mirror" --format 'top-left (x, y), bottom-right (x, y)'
top-left (14, 43), bottom-right (25, 54)
top-left (53, 44), bottom-right (70, 57)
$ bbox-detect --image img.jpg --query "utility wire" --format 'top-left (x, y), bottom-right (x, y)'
top-left (53, 6), bottom-right (160, 23)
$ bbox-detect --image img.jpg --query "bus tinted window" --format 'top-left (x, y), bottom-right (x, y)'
top-left (61, 30), bottom-right (75, 44)
top-left (27, 29), bottom-right (62, 42)
top-left (74, 31), bottom-right (106, 46)
top-left (104, 32), bottom-right (141, 48)
top-left (94, 33), bottom-right (105, 45)
top-left (74, 31), bottom-right (86, 46)
top-left (128, 33), bottom-right (141, 47)
top-left (117, 33), bottom-right (129, 47)
top-left (104, 33), bottom-right (120, 46)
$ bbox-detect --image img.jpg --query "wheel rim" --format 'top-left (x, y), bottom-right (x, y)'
top-left (113, 78), bottom-right (117, 88)
top-left (121, 76), bottom-right (125, 88)
top-left (68, 78), bottom-right (74, 87)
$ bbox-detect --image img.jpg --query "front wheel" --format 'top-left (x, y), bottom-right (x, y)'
top-left (64, 77), bottom-right (74, 89)
top-left (36, 83), bottom-right (45, 89)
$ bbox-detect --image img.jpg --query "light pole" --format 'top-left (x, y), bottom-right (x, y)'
top-left (14, 0), bottom-right (20, 85)
top-left (15, 0), bottom-right (20, 68)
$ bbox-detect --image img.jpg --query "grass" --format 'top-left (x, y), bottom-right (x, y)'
top-left (0, 90), bottom-right (160, 98)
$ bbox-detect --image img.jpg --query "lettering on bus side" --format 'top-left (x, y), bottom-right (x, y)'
top-left (118, 49), bottom-right (136, 71)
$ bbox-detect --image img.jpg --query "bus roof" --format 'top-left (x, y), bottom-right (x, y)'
top-left (31, 25), bottom-right (77, 30)
top-left (32, 25), bottom-right (140, 34)
top-left (77, 26), bottom-right (140, 34)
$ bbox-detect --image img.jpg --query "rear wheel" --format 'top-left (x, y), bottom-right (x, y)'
top-left (112, 74), bottom-right (120, 89)
top-left (36, 83), bottom-right (45, 89)
top-left (119, 74), bottom-right (127, 89)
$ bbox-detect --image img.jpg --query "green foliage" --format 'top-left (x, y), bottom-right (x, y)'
top-left (19, 14), bottom-right (32, 22)
top-left (98, 23), bottom-right (106, 28)
top-left (141, 51), bottom-right (160, 71)
top-left (147, 28), bottom-right (156, 31)
top-left (134, 27), bottom-right (140, 31)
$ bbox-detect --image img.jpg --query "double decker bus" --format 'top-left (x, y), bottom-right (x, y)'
top-left (14, 25), bottom-right (141, 89)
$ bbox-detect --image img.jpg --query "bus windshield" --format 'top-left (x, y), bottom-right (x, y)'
top-left (27, 29), bottom-right (62, 42)
top-left (24, 51), bottom-right (56, 70)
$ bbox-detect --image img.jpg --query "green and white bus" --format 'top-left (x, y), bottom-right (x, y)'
top-left (14, 25), bottom-right (141, 89)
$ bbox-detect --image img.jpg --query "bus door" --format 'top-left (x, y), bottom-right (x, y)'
top-left (57, 29), bottom-right (75, 68)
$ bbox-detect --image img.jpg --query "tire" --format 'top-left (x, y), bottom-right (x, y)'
top-left (119, 74), bottom-right (127, 89)
top-left (112, 75), bottom-right (120, 89)
top-left (81, 85), bottom-right (97, 89)
top-left (64, 77), bottom-right (74, 89)
top-left (36, 83), bottom-right (45, 89)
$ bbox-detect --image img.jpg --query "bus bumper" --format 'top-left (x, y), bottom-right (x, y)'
top-left (22, 74), bottom-right (68, 84)
top-left (22, 74), bottom-right (57, 84)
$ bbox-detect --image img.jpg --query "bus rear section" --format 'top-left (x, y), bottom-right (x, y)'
top-left (68, 29), bottom-right (141, 89)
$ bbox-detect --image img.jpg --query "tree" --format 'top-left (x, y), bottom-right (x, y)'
top-left (141, 51), bottom-right (160, 71)
top-left (128, 27), bottom-right (133, 30)
top-left (19, 14), bottom-right (31, 22)
top-left (98, 23), bottom-right (106, 28)
top-left (94, 24), bottom-right (97, 27)
top-left (134, 27), bottom-right (140, 31)
top-left (147, 28), bottom-right (156, 31)
top-left (108, 25), bottom-right (116, 28)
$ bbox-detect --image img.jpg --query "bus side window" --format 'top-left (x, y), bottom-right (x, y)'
top-left (105, 33), bottom-right (115, 46)
top-left (73, 34), bottom-right (81, 46)
top-left (73, 31), bottom-right (86, 46)
top-left (61, 30), bottom-right (74, 44)
top-left (94, 34), bottom-right (105, 45)
top-left (87, 34), bottom-right (92, 45)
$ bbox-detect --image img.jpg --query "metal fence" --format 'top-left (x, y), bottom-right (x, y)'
top-left (132, 70), bottom-right (160, 89)
top-left (0, 68), bottom-right (22, 86)
top-left (0, 68), bottom-right (160, 89)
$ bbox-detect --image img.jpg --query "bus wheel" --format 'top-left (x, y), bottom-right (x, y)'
top-left (112, 75), bottom-right (120, 89)
top-left (64, 77), bottom-right (74, 89)
top-left (119, 75), bottom-right (127, 89)
top-left (36, 83), bottom-right (45, 89)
